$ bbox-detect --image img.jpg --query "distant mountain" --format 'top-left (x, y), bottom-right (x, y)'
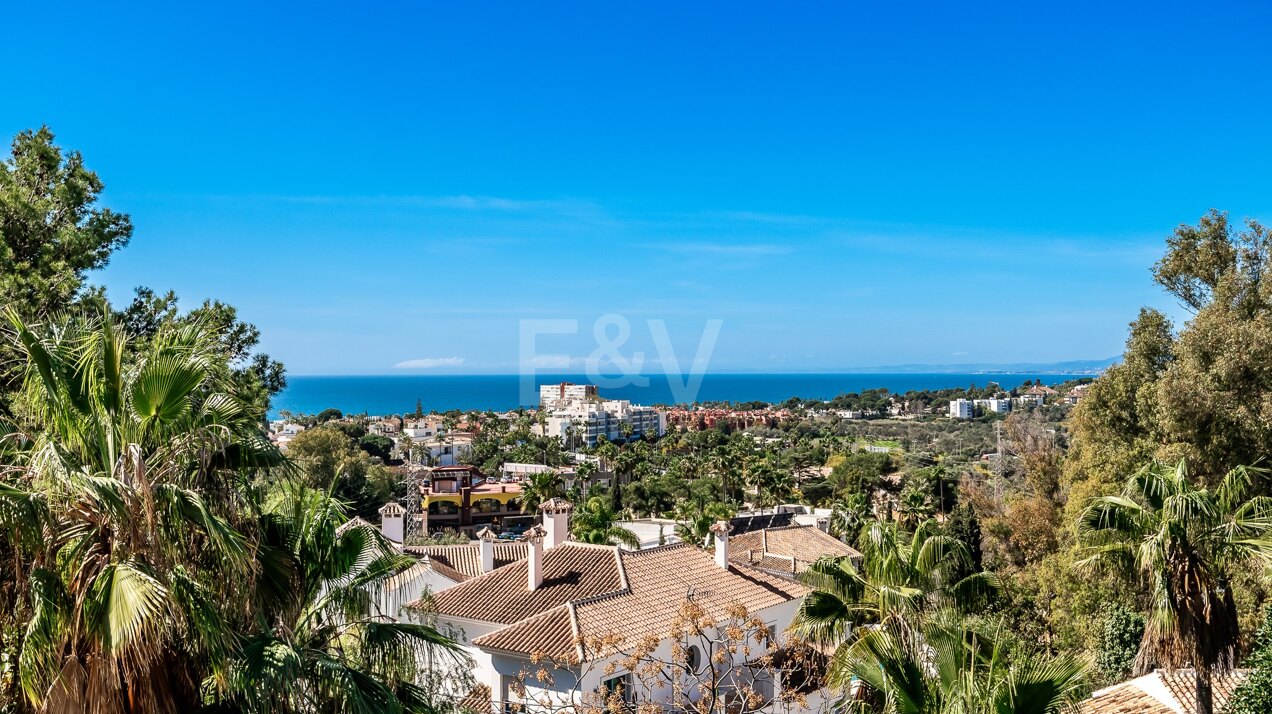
top-left (851, 356), bottom-right (1120, 375)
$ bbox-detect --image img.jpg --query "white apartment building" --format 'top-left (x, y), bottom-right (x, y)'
top-left (974, 398), bottom-right (1012, 414)
top-left (951, 397), bottom-right (1011, 418)
top-left (539, 382), bottom-right (598, 409)
top-left (545, 398), bottom-right (665, 446)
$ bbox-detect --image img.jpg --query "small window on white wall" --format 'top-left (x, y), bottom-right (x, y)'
top-left (601, 673), bottom-right (634, 704)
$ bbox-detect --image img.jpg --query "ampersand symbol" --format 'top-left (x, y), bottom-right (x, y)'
top-left (587, 314), bottom-right (649, 388)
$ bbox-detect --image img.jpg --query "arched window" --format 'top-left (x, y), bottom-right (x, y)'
top-left (686, 644), bottom-right (702, 670)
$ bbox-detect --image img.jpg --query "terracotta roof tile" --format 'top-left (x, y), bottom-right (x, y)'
top-left (1158, 669), bottom-right (1247, 712)
top-left (1080, 682), bottom-right (1174, 714)
top-left (469, 543), bottom-right (806, 661)
top-left (473, 604), bottom-right (580, 660)
top-left (430, 543), bottom-right (623, 624)
top-left (1081, 669), bottom-right (1249, 714)
top-left (729, 525), bottom-right (862, 577)
top-left (405, 542), bottom-right (526, 582)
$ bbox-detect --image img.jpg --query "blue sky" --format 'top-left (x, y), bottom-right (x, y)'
top-left (5, 1), bottom-right (1271, 374)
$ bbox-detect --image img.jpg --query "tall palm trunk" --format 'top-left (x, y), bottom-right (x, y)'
top-left (1197, 668), bottom-right (1213, 714)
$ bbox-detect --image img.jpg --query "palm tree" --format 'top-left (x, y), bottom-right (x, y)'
top-left (569, 496), bottom-right (639, 548)
top-left (794, 519), bottom-right (1000, 646)
top-left (6, 309), bottom-right (282, 711)
top-left (896, 486), bottom-right (935, 531)
top-left (748, 458), bottom-right (787, 513)
top-left (674, 500), bottom-right (734, 546)
top-left (441, 414), bottom-right (459, 465)
top-left (519, 470), bottom-right (564, 513)
top-left (574, 460), bottom-right (597, 498)
top-left (207, 484), bottom-right (463, 712)
top-left (1077, 460), bottom-right (1272, 714)
top-left (829, 492), bottom-right (870, 542)
top-left (397, 435), bottom-right (414, 464)
top-left (0, 462), bottom-right (47, 706)
top-left (594, 438), bottom-right (619, 478)
top-left (833, 612), bottom-right (1086, 714)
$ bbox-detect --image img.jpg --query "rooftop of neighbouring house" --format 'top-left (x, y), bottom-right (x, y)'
top-left (471, 481), bottom-right (523, 495)
top-left (404, 541), bottom-right (528, 582)
top-left (1080, 669), bottom-right (1248, 714)
top-left (422, 540), bottom-right (806, 662)
top-left (728, 525), bottom-right (863, 578)
top-left (429, 464), bottom-right (485, 478)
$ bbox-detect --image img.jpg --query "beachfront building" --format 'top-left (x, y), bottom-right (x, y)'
top-left (1012, 393), bottom-right (1045, 409)
top-left (539, 382), bottom-right (598, 409)
top-left (536, 382), bottom-right (665, 446)
top-left (412, 432), bottom-right (474, 466)
top-left (421, 501), bottom-right (823, 714)
top-left (543, 399), bottom-right (665, 447)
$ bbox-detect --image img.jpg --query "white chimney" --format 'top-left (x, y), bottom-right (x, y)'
top-left (476, 526), bottom-right (498, 573)
top-left (709, 520), bottom-right (732, 570)
top-left (378, 501), bottom-right (405, 543)
top-left (523, 525), bottom-right (547, 590)
top-left (540, 498), bottom-right (573, 550)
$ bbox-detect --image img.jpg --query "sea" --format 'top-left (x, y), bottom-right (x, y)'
top-left (268, 373), bottom-right (1086, 418)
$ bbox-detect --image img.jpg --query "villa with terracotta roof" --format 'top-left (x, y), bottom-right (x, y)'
top-left (1080, 669), bottom-right (1248, 713)
top-left (417, 499), bottom-right (821, 713)
top-left (728, 524), bottom-right (863, 579)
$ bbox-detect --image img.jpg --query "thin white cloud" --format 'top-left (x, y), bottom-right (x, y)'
top-left (520, 355), bottom-right (585, 369)
top-left (393, 357), bottom-right (466, 369)
top-left (647, 242), bottom-right (792, 257)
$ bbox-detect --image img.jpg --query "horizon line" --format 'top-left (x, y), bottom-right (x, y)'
top-left (283, 369), bottom-right (1106, 378)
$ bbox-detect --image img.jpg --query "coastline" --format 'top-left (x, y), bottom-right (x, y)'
top-left (269, 372), bottom-right (1091, 418)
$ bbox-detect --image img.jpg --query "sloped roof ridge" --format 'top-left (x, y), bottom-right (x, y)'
top-left (618, 541), bottom-right (696, 558)
top-left (560, 541), bottom-right (622, 551)
top-left (614, 547), bottom-right (628, 590)
top-left (566, 601), bottom-right (584, 661)
top-left (423, 545), bottom-right (526, 587)
top-left (726, 559), bottom-right (811, 596)
top-left (567, 584), bottom-right (633, 608)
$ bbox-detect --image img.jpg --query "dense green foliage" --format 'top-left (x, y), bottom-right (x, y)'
top-left (0, 129), bottom-right (451, 714)
top-left (285, 426), bottom-right (400, 517)
top-left (1095, 604), bottom-right (1144, 686)
top-left (1226, 606), bottom-right (1272, 714)
top-left (0, 127), bottom-right (132, 324)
